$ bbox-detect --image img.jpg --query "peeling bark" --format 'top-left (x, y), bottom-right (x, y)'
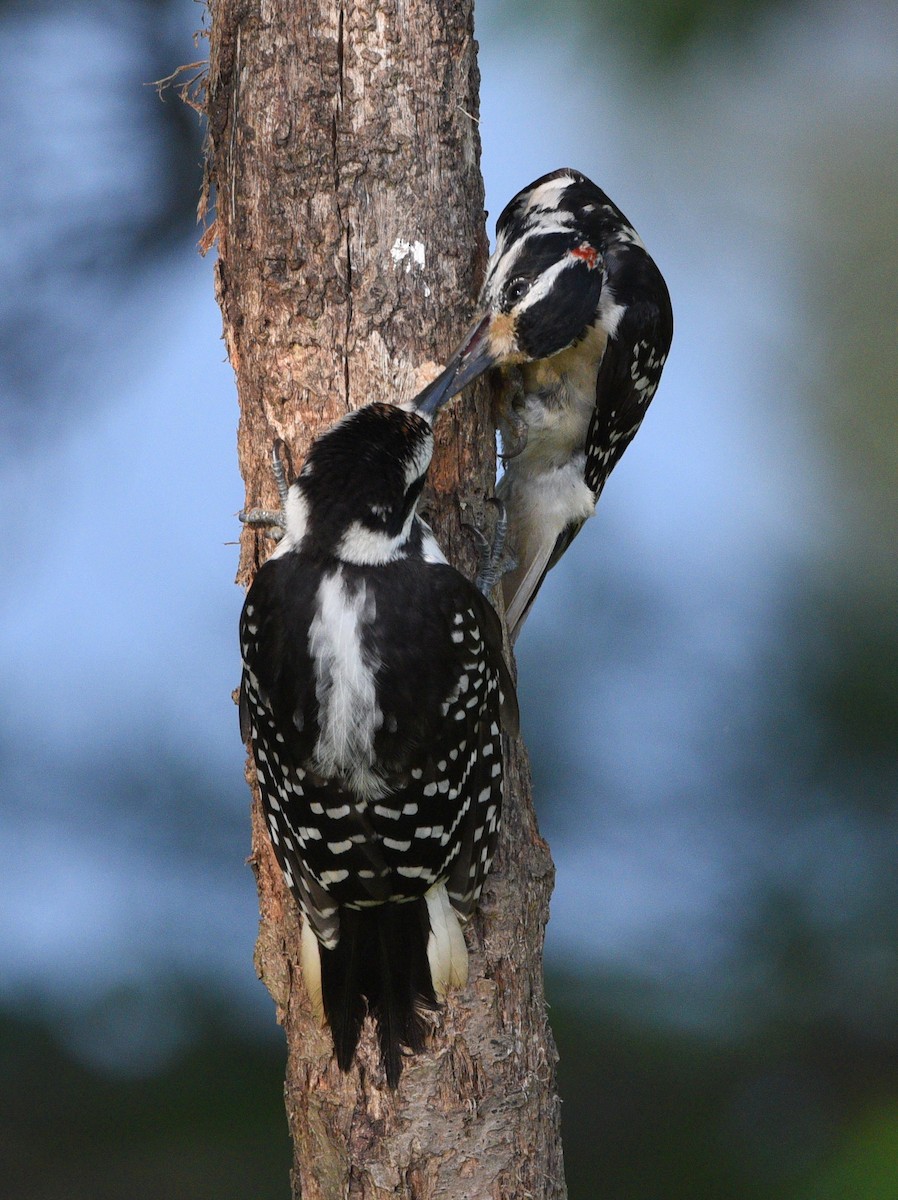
top-left (207, 1), bottom-right (566, 1195)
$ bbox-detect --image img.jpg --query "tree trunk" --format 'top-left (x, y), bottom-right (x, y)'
top-left (206, 1), bottom-right (566, 1195)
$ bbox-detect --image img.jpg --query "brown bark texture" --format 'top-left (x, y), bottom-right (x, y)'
top-left (206, 1), bottom-right (565, 1195)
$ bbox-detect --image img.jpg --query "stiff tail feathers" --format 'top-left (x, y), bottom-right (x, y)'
top-left (502, 518), bottom-right (587, 643)
top-left (501, 534), bottom-right (556, 644)
top-left (311, 885), bottom-right (466, 1087)
top-left (425, 884), bottom-right (469, 997)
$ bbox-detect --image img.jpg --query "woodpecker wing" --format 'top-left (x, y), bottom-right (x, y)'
top-left (240, 559), bottom-right (358, 948)
top-left (240, 555), bottom-right (516, 940)
top-left (584, 256), bottom-right (673, 498)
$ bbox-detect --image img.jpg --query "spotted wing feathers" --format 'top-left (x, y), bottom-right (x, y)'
top-left (584, 296), bottom-right (671, 498)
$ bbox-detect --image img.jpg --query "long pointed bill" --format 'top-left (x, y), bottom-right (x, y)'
top-left (412, 313), bottom-right (497, 417)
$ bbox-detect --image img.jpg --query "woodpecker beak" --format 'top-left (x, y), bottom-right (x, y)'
top-left (445, 313), bottom-right (497, 394)
top-left (412, 360), bottom-right (464, 417)
top-left (412, 313), bottom-right (496, 416)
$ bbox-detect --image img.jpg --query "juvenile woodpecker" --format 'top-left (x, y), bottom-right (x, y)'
top-left (238, 368), bottom-right (518, 1088)
top-left (446, 168), bottom-right (673, 641)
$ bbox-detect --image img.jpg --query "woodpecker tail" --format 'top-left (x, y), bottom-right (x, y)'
top-left (313, 885), bottom-right (467, 1087)
top-left (502, 519), bottom-right (583, 642)
top-left (498, 465), bottom-right (594, 643)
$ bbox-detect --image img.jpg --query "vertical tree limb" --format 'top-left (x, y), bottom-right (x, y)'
top-left (206, 1), bottom-right (566, 1194)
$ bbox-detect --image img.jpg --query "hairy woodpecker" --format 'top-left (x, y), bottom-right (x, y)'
top-left (446, 167), bottom-right (673, 641)
top-left (238, 369), bottom-right (518, 1088)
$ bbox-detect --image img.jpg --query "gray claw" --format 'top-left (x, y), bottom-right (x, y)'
top-left (270, 438), bottom-right (291, 509)
top-left (239, 440), bottom-right (292, 540)
top-left (465, 499), bottom-right (517, 597)
top-left (239, 507), bottom-right (286, 540)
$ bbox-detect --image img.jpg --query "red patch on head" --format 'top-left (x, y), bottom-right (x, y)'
top-left (570, 243), bottom-right (600, 269)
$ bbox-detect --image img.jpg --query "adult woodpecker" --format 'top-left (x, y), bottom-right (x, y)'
top-left (446, 168), bottom-right (673, 641)
top-left (238, 367), bottom-right (518, 1088)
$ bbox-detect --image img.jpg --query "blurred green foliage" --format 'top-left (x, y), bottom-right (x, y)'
top-left (0, 999), bottom-right (290, 1200)
top-left (494, 0), bottom-right (793, 64)
top-left (796, 1105), bottom-right (898, 1200)
top-left (4, 975), bottom-right (898, 1199)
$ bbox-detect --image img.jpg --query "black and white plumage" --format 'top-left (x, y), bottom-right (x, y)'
top-left (238, 372), bottom-right (518, 1088)
top-left (445, 168), bottom-right (674, 641)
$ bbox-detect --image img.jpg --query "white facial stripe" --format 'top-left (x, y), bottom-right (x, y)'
top-left (338, 522), bottom-right (405, 565)
top-left (417, 517), bottom-right (449, 565)
top-left (403, 429), bottom-right (433, 489)
top-left (518, 213), bottom-right (577, 238)
top-left (515, 254), bottom-right (582, 316)
top-left (338, 499), bottom-right (420, 566)
top-left (492, 224), bottom-right (509, 264)
top-left (523, 174), bottom-right (579, 213)
top-left (484, 236), bottom-right (526, 300)
top-left (269, 484), bottom-right (309, 559)
top-left (283, 485), bottom-right (308, 541)
top-left (485, 219), bottom-right (581, 306)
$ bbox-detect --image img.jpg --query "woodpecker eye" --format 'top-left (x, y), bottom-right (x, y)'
top-left (504, 277), bottom-right (531, 306)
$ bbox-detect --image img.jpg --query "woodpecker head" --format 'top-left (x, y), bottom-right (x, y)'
top-left (445, 168), bottom-right (647, 390)
top-left (277, 365), bottom-right (461, 565)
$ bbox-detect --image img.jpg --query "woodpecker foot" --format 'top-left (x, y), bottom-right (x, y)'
top-left (239, 507), bottom-right (285, 538)
top-left (465, 500), bottom-right (517, 597)
top-left (239, 440), bottom-right (291, 540)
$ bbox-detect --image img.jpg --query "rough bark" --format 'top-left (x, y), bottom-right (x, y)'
top-left (206, 2), bottom-right (565, 1196)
